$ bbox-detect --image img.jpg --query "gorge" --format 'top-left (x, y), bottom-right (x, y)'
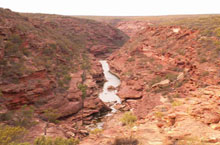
top-left (0, 8), bottom-right (220, 145)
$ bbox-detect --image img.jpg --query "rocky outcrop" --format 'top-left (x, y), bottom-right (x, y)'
top-left (0, 8), bottom-right (128, 140)
top-left (116, 21), bottom-right (152, 37)
top-left (109, 23), bottom-right (220, 119)
top-left (81, 17), bottom-right (220, 144)
top-left (81, 86), bottom-right (220, 145)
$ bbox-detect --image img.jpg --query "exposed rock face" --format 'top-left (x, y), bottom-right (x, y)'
top-left (116, 21), bottom-right (151, 37)
top-left (0, 8), bottom-right (128, 139)
top-left (79, 17), bottom-right (220, 144)
top-left (81, 86), bottom-right (220, 145)
top-left (109, 22), bottom-right (220, 119)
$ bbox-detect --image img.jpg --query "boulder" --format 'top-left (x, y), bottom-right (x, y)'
top-left (177, 72), bottom-right (184, 81)
top-left (152, 79), bottom-right (170, 88)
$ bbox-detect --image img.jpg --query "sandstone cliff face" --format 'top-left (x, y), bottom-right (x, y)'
top-left (116, 21), bottom-right (151, 37)
top-left (80, 18), bottom-right (220, 145)
top-left (81, 86), bottom-right (220, 145)
top-left (109, 21), bottom-right (220, 118)
top-left (0, 8), bottom-right (128, 138)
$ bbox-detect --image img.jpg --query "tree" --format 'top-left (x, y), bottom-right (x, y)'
top-left (79, 70), bottom-right (88, 125)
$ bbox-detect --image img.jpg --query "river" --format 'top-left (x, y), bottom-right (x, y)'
top-left (86, 60), bottom-right (121, 130)
top-left (99, 60), bottom-right (121, 113)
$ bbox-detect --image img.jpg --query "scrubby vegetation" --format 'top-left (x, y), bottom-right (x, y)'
top-left (0, 105), bottom-right (36, 128)
top-left (161, 15), bottom-right (220, 64)
top-left (0, 9), bottom-right (129, 144)
top-left (0, 125), bottom-right (27, 145)
top-left (121, 112), bottom-right (137, 126)
top-left (154, 111), bottom-right (164, 119)
top-left (0, 7), bottom-right (128, 96)
top-left (112, 136), bottom-right (139, 145)
top-left (90, 128), bottom-right (103, 135)
top-left (42, 108), bottom-right (60, 124)
top-left (78, 84), bottom-right (88, 99)
top-left (34, 136), bottom-right (79, 145)
top-left (0, 125), bottom-right (79, 145)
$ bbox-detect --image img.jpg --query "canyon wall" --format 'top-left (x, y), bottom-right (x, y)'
top-left (0, 8), bottom-right (128, 138)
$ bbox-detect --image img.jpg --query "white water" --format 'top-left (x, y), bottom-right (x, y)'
top-left (99, 60), bottom-right (121, 113)
top-left (87, 60), bottom-right (121, 130)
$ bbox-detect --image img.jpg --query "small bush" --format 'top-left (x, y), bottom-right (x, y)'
top-left (11, 143), bottom-right (31, 145)
top-left (90, 128), bottom-right (103, 135)
top-left (154, 111), bottom-right (164, 119)
top-left (167, 95), bottom-right (174, 103)
top-left (81, 53), bottom-right (90, 70)
top-left (0, 125), bottom-right (27, 145)
top-left (165, 73), bottom-right (177, 82)
top-left (149, 76), bottom-right (163, 87)
top-left (13, 105), bottom-right (36, 128)
top-left (43, 109), bottom-right (60, 124)
top-left (34, 136), bottom-right (79, 145)
top-left (9, 34), bottom-right (22, 44)
top-left (174, 81), bottom-right (184, 88)
top-left (201, 71), bottom-right (209, 77)
top-left (127, 57), bottom-right (135, 62)
top-left (215, 27), bottom-right (220, 37)
top-left (113, 136), bottom-right (139, 145)
top-left (0, 110), bottom-right (14, 122)
top-left (173, 93), bottom-right (181, 98)
top-left (0, 105), bottom-right (36, 128)
top-left (0, 89), bottom-right (3, 98)
top-left (78, 84), bottom-right (87, 99)
top-left (121, 112), bottom-right (137, 126)
top-left (172, 101), bottom-right (182, 107)
top-left (199, 57), bottom-right (208, 63)
top-left (177, 49), bottom-right (186, 56)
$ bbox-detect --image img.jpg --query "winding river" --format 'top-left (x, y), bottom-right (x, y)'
top-left (87, 60), bottom-right (121, 130)
top-left (99, 60), bottom-right (121, 113)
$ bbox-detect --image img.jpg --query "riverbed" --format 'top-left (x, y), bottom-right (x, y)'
top-left (98, 60), bottom-right (121, 105)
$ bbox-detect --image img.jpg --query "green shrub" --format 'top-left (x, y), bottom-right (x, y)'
top-left (199, 57), bottom-right (208, 63)
top-left (215, 27), bottom-right (220, 37)
top-left (0, 89), bottom-right (3, 101)
top-left (80, 53), bottom-right (90, 70)
top-left (113, 136), bottom-right (139, 145)
top-left (201, 71), bottom-right (209, 77)
top-left (154, 111), bottom-right (164, 119)
top-left (127, 57), bottom-right (135, 62)
top-left (216, 47), bottom-right (220, 53)
top-left (154, 84), bottom-right (172, 94)
top-left (0, 125), bottom-right (27, 145)
top-left (173, 93), bottom-right (181, 98)
top-left (121, 112), bottom-right (137, 126)
top-left (34, 136), bottom-right (79, 145)
top-left (5, 39), bottom-right (21, 57)
top-left (165, 73), bottom-right (177, 82)
top-left (9, 34), bottom-right (22, 44)
top-left (12, 143), bottom-right (30, 145)
top-left (43, 109), bottom-right (60, 124)
top-left (149, 76), bottom-right (163, 87)
top-left (174, 81), bottom-right (184, 88)
top-left (0, 110), bottom-right (14, 122)
top-left (172, 101), bottom-right (182, 107)
top-left (78, 84), bottom-right (87, 99)
top-left (177, 49), bottom-right (186, 56)
top-left (13, 105), bottom-right (36, 128)
top-left (0, 105), bottom-right (36, 128)
top-left (90, 128), bottom-right (103, 135)
top-left (10, 143), bottom-right (31, 145)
